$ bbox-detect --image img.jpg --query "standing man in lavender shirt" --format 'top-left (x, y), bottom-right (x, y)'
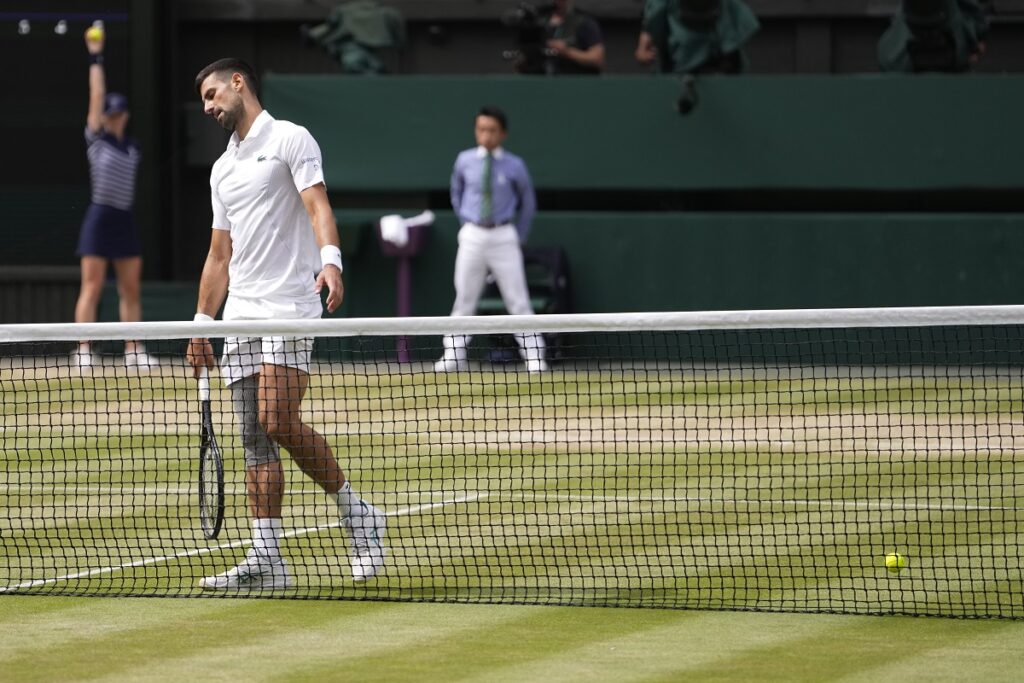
top-left (434, 106), bottom-right (547, 373)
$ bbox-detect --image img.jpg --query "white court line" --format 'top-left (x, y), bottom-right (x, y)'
top-left (2, 489), bottom-right (1018, 592)
top-left (2, 485), bottom-right (1015, 514)
top-left (2, 486), bottom-right (1017, 513)
top-left (492, 492), bottom-right (1023, 513)
top-left (0, 485), bottom-right (472, 498)
top-left (0, 492), bottom-right (488, 594)
top-left (0, 485), bottom-right (196, 495)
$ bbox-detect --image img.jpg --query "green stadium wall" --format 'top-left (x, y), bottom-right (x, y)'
top-left (92, 212), bottom-right (1024, 323)
top-left (261, 74), bottom-right (1024, 191)
top-left (7, 74), bottom-right (1024, 325)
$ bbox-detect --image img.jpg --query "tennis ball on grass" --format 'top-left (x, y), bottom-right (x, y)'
top-left (885, 552), bottom-right (907, 574)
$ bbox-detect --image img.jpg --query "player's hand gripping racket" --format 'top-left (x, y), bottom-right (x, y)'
top-left (198, 367), bottom-right (225, 539)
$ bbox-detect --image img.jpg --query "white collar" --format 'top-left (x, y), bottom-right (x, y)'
top-left (476, 146), bottom-right (504, 160)
top-left (231, 109), bottom-right (273, 147)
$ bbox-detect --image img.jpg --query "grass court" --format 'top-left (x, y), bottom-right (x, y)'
top-left (1, 358), bottom-right (1022, 679)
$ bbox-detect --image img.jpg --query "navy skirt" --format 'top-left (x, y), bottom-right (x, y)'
top-left (77, 203), bottom-right (142, 259)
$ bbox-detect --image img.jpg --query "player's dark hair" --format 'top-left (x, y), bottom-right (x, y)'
top-left (194, 58), bottom-right (260, 98)
top-left (477, 106), bottom-right (508, 131)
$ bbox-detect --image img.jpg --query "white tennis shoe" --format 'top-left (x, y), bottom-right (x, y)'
top-left (525, 359), bottom-right (549, 374)
top-left (71, 349), bottom-right (95, 370)
top-left (433, 357), bottom-right (469, 372)
top-left (124, 350), bottom-right (160, 370)
top-left (199, 550), bottom-right (294, 591)
top-left (343, 501), bottom-right (387, 581)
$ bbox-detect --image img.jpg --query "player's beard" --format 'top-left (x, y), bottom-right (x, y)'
top-left (216, 104), bottom-right (242, 132)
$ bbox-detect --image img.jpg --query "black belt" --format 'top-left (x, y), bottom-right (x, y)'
top-left (475, 221), bottom-right (510, 228)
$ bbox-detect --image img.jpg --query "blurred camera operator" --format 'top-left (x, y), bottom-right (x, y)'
top-left (511, 1), bottom-right (605, 75)
top-left (543, 0), bottom-right (605, 75)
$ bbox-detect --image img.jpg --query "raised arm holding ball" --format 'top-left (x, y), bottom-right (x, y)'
top-left (73, 24), bottom-right (157, 370)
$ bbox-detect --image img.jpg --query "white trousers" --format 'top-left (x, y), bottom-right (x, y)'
top-left (441, 223), bottom-right (545, 362)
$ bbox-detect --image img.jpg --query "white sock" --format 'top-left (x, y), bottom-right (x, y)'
top-left (252, 517), bottom-right (283, 562)
top-left (335, 481), bottom-right (362, 518)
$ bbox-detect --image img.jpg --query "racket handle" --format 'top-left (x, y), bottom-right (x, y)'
top-left (198, 366), bottom-right (210, 402)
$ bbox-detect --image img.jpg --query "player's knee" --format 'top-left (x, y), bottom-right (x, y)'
top-left (243, 431), bottom-right (280, 467)
top-left (259, 411), bottom-right (297, 444)
top-left (78, 280), bottom-right (104, 303)
top-left (117, 279), bottom-right (141, 302)
top-left (242, 417), bottom-right (280, 466)
top-left (257, 410), bottom-right (279, 438)
top-left (232, 376), bottom-right (281, 466)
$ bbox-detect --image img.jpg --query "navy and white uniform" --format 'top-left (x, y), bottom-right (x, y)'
top-left (76, 126), bottom-right (141, 259)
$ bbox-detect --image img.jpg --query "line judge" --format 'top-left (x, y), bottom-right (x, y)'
top-left (434, 106), bottom-right (548, 373)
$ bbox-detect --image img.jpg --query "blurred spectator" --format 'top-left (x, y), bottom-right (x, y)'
top-left (300, 0), bottom-right (405, 74)
top-left (636, 0), bottom-right (760, 74)
top-left (508, 1), bottom-right (605, 75)
top-left (879, 0), bottom-right (990, 72)
top-left (544, 0), bottom-right (606, 75)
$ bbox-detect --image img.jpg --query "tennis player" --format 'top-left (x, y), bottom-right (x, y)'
top-left (74, 28), bottom-right (157, 370)
top-left (186, 58), bottom-right (386, 589)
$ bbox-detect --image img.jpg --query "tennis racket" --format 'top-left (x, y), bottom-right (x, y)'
top-left (198, 367), bottom-right (225, 539)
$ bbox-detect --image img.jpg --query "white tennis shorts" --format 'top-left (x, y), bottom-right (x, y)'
top-left (221, 335), bottom-right (314, 386)
top-left (220, 294), bottom-right (319, 386)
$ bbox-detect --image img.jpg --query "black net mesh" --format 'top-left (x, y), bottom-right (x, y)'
top-left (0, 324), bottom-right (1021, 618)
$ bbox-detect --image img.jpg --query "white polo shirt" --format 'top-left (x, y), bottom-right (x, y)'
top-left (210, 110), bottom-right (325, 319)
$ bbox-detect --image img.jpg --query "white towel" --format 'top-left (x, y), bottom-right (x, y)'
top-left (379, 214), bottom-right (409, 247)
top-left (404, 210), bottom-right (435, 229)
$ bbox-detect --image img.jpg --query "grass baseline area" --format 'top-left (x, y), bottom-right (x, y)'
top-left (1, 597), bottom-right (1024, 682)
top-left (0, 359), bottom-right (1021, 618)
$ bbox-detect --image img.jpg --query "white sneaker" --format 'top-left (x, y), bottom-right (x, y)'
top-left (433, 357), bottom-right (469, 372)
top-left (71, 349), bottom-right (95, 370)
top-left (343, 501), bottom-right (387, 581)
top-left (124, 350), bottom-right (159, 370)
top-left (199, 550), bottom-right (294, 591)
top-left (525, 359), bottom-right (549, 374)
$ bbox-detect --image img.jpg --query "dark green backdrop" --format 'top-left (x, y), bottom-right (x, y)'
top-left (63, 74), bottom-right (1024, 320)
top-left (97, 211), bottom-right (1024, 322)
top-left (262, 74), bottom-right (1024, 191)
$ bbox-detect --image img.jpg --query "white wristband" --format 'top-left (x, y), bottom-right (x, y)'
top-left (194, 313), bottom-right (214, 322)
top-left (320, 245), bottom-right (343, 272)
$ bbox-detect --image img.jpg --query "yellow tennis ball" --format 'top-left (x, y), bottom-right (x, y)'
top-left (86, 25), bottom-right (104, 41)
top-left (885, 552), bottom-right (907, 574)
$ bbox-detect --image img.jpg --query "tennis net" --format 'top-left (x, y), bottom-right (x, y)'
top-left (0, 306), bottom-right (1021, 618)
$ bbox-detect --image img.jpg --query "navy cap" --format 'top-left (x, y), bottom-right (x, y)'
top-left (103, 92), bottom-right (129, 115)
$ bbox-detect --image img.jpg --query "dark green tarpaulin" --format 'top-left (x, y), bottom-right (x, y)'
top-left (878, 0), bottom-right (989, 72)
top-left (642, 0), bottom-right (760, 73)
top-left (304, 0), bottom-right (405, 73)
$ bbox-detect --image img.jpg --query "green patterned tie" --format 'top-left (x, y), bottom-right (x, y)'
top-left (479, 151), bottom-right (493, 223)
